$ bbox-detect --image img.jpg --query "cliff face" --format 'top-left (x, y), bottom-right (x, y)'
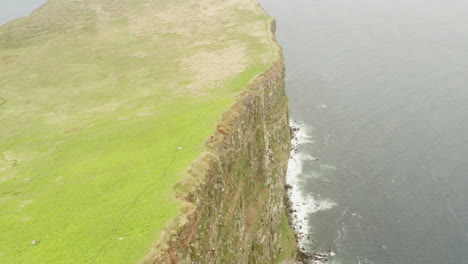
top-left (143, 41), bottom-right (294, 263)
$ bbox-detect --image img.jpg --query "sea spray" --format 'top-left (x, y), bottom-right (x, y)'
top-left (286, 120), bottom-right (337, 263)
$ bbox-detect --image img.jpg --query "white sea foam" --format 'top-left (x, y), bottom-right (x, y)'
top-left (319, 104), bottom-right (328, 109)
top-left (304, 172), bottom-right (322, 180)
top-left (286, 120), bottom-right (337, 252)
top-left (320, 164), bottom-right (337, 171)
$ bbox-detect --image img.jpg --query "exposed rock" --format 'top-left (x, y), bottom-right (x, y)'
top-left (143, 41), bottom-right (294, 264)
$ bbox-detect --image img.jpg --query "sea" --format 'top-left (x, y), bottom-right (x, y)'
top-left (257, 0), bottom-right (468, 263)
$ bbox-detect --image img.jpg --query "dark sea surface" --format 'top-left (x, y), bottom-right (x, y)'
top-left (257, 0), bottom-right (468, 263)
top-left (0, 0), bottom-right (46, 25)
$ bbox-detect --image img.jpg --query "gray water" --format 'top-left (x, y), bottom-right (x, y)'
top-left (257, 0), bottom-right (468, 263)
top-left (0, 0), bottom-right (47, 25)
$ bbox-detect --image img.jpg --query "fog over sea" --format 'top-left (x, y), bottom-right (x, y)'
top-left (257, 0), bottom-right (468, 263)
top-left (0, 0), bottom-right (47, 25)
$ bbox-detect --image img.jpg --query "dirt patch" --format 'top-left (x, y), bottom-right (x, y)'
top-left (0, 55), bottom-right (19, 64)
top-left (128, 0), bottom-right (258, 37)
top-left (180, 45), bottom-right (248, 94)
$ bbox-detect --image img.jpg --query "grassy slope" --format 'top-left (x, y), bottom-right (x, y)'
top-left (277, 211), bottom-right (298, 262)
top-left (0, 0), bottom-right (279, 263)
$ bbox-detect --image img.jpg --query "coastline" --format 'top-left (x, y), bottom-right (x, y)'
top-left (286, 121), bottom-right (336, 264)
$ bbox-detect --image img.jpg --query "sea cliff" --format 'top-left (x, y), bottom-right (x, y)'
top-left (144, 19), bottom-right (297, 263)
top-left (0, 0), bottom-right (297, 263)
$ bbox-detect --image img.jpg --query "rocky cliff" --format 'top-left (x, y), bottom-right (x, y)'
top-left (143, 21), bottom-right (295, 264)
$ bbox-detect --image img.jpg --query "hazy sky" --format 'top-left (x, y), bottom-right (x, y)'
top-left (0, 0), bottom-right (47, 25)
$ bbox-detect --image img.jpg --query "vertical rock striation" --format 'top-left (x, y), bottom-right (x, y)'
top-left (143, 50), bottom-right (294, 263)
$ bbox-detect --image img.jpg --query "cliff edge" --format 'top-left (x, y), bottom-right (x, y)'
top-left (0, 0), bottom-right (295, 263)
top-left (145, 28), bottom-right (294, 263)
top-left (143, 2), bottom-right (297, 263)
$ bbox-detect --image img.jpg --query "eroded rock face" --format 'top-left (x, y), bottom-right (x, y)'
top-left (144, 57), bottom-right (292, 264)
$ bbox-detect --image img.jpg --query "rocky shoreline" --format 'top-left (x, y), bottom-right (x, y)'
top-left (285, 122), bottom-right (336, 264)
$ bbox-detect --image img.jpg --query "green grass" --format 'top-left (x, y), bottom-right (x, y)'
top-left (0, 0), bottom-right (279, 263)
top-left (276, 211), bottom-right (298, 262)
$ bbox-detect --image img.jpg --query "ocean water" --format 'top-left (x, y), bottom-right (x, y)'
top-left (257, 0), bottom-right (468, 263)
top-left (0, 0), bottom-right (47, 25)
